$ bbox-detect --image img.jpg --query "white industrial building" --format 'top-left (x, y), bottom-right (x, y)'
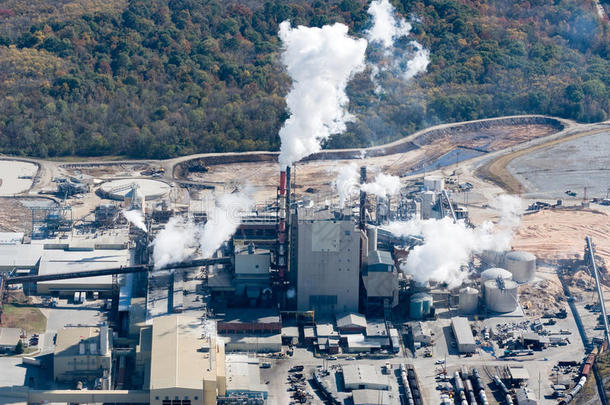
top-left (352, 389), bottom-right (391, 405)
top-left (451, 317), bottom-right (476, 353)
top-left (224, 354), bottom-right (268, 400)
top-left (410, 322), bottom-right (432, 345)
top-left (0, 327), bottom-right (22, 352)
top-left (0, 244), bottom-right (43, 272)
top-left (342, 364), bottom-right (390, 391)
top-left (296, 220), bottom-right (361, 315)
top-left (37, 247), bottom-right (131, 295)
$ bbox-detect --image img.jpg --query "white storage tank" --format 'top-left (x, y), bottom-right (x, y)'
top-left (424, 176), bottom-right (445, 192)
top-left (505, 251), bottom-right (536, 283)
top-left (459, 287), bottom-right (479, 315)
top-left (481, 267), bottom-right (513, 283)
top-left (480, 249), bottom-right (506, 267)
top-left (484, 279), bottom-right (518, 313)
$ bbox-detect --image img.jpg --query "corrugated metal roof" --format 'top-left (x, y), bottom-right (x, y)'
top-left (451, 317), bottom-right (475, 346)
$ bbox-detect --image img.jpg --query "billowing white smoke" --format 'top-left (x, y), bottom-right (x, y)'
top-left (333, 163), bottom-right (360, 208)
top-left (152, 216), bottom-right (199, 269)
top-left (199, 189), bottom-right (254, 258)
top-left (366, 0), bottom-right (430, 88)
top-left (122, 210), bottom-right (146, 232)
top-left (366, 0), bottom-right (411, 48)
top-left (361, 172), bottom-right (401, 198)
top-left (332, 166), bottom-right (401, 206)
top-left (387, 195), bottom-right (522, 288)
top-left (151, 188), bottom-right (254, 269)
top-left (277, 21), bottom-right (368, 168)
top-left (403, 41), bottom-right (430, 80)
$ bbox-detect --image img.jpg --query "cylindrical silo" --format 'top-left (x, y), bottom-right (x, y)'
top-left (505, 251), bottom-right (536, 283)
top-left (484, 279), bottom-right (518, 313)
top-left (410, 293), bottom-right (433, 319)
top-left (424, 175), bottom-right (444, 192)
top-left (480, 250), bottom-right (506, 267)
top-left (459, 287), bottom-right (479, 315)
top-left (481, 268), bottom-right (512, 283)
top-left (367, 227), bottom-right (378, 253)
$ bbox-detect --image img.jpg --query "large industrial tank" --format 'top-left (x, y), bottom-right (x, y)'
top-left (481, 268), bottom-right (513, 283)
top-left (480, 250), bottom-right (506, 267)
top-left (424, 176), bottom-right (444, 192)
top-left (505, 251), bottom-right (536, 283)
top-left (458, 287), bottom-right (479, 315)
top-left (484, 279), bottom-right (518, 313)
top-left (410, 292), bottom-right (433, 319)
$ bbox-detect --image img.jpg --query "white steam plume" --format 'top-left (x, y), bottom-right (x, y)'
top-left (333, 163), bottom-right (360, 208)
top-left (151, 188), bottom-right (254, 269)
top-left (277, 21), bottom-right (368, 168)
top-left (386, 195), bottom-right (522, 288)
top-left (403, 41), bottom-right (430, 80)
top-left (199, 188), bottom-right (254, 258)
top-left (366, 0), bottom-right (430, 90)
top-left (366, 0), bottom-right (411, 48)
top-left (122, 210), bottom-right (147, 232)
top-left (152, 216), bottom-right (199, 269)
top-left (361, 172), bottom-right (401, 198)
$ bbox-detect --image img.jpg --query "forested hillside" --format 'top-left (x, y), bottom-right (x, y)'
top-left (0, 0), bottom-right (608, 158)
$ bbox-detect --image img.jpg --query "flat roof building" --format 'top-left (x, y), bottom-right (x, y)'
top-left (0, 244), bottom-right (43, 272)
top-left (343, 364), bottom-right (390, 391)
top-left (352, 389), bottom-right (391, 405)
top-left (224, 354), bottom-right (268, 401)
top-left (149, 314), bottom-right (226, 405)
top-left (53, 325), bottom-right (111, 386)
top-left (37, 247), bottom-right (131, 295)
top-left (296, 220), bottom-right (361, 315)
top-left (451, 317), bottom-right (476, 353)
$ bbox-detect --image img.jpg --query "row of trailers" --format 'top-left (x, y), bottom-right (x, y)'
top-left (399, 364), bottom-right (423, 405)
top-left (448, 368), bottom-right (491, 405)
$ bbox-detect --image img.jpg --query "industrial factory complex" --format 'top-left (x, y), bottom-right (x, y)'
top-left (0, 116), bottom-right (609, 405)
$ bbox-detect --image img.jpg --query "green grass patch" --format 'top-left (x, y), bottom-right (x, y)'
top-left (1, 303), bottom-right (47, 334)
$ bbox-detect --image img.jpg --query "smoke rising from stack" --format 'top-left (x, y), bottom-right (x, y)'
top-left (277, 21), bottom-right (368, 168)
top-left (387, 195), bottom-right (522, 288)
top-left (366, 0), bottom-right (430, 91)
top-left (198, 188), bottom-right (254, 258)
top-left (122, 210), bottom-right (146, 232)
top-left (152, 216), bottom-right (199, 269)
top-left (333, 163), bottom-right (360, 208)
top-left (151, 188), bottom-right (254, 269)
top-left (361, 172), bottom-right (401, 198)
top-left (333, 165), bottom-right (401, 206)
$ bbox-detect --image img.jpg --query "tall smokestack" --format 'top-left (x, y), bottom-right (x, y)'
top-left (359, 166), bottom-right (367, 230)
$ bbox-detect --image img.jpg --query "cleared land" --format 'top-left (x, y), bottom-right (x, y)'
top-left (476, 127), bottom-right (609, 194)
top-left (189, 123), bottom-right (559, 203)
top-left (507, 130), bottom-right (610, 199)
top-left (512, 209), bottom-right (610, 266)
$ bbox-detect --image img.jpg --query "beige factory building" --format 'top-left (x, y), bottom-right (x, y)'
top-left (149, 314), bottom-right (226, 405)
top-left (54, 325), bottom-right (111, 385)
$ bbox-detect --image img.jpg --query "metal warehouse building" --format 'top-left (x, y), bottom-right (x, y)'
top-left (451, 317), bottom-right (476, 353)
